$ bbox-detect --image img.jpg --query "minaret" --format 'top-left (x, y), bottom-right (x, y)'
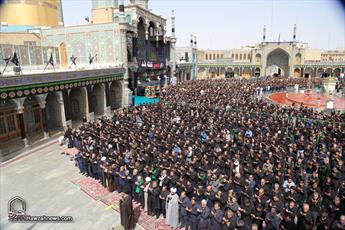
top-left (293, 24), bottom-right (297, 42)
top-left (119, 0), bottom-right (124, 15)
top-left (170, 10), bottom-right (177, 85)
top-left (58, 0), bottom-right (64, 26)
top-left (129, 0), bottom-right (149, 10)
top-left (190, 34), bottom-right (194, 48)
top-left (194, 35), bottom-right (197, 48)
top-left (263, 25), bottom-right (266, 42)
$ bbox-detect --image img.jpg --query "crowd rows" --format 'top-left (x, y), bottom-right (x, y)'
top-left (67, 77), bottom-right (345, 230)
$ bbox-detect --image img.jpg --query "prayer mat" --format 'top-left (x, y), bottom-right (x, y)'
top-left (71, 177), bottom-right (110, 200)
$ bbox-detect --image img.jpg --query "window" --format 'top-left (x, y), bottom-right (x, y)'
top-left (71, 99), bottom-right (80, 114)
top-left (0, 116), bottom-right (5, 135)
top-left (7, 114), bottom-right (16, 132)
top-left (205, 54), bottom-right (208, 60)
top-left (149, 27), bottom-right (154, 37)
top-left (213, 54), bottom-right (216, 60)
top-left (239, 54), bottom-right (242, 60)
top-left (235, 54), bottom-right (238, 60)
top-left (217, 54), bottom-right (219, 59)
top-left (244, 53), bottom-right (247, 60)
top-left (33, 107), bottom-right (41, 124)
top-left (232, 53), bottom-right (234, 58)
top-left (221, 54), bottom-right (224, 58)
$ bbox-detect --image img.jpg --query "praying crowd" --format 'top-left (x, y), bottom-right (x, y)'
top-left (67, 77), bottom-right (345, 230)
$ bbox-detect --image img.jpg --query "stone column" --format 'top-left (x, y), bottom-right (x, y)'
top-left (301, 67), bottom-right (304, 78)
top-left (104, 82), bottom-right (112, 117)
top-left (62, 89), bottom-right (71, 126)
top-left (17, 106), bottom-right (28, 147)
top-left (170, 10), bottom-right (177, 85)
top-left (39, 101), bottom-right (49, 139)
top-left (56, 91), bottom-right (68, 128)
top-left (120, 25), bottom-right (131, 108)
top-left (145, 23), bottom-right (149, 61)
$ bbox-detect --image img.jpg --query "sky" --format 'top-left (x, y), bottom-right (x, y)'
top-left (62, 0), bottom-right (345, 50)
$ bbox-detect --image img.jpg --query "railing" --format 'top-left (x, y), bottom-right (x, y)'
top-left (0, 67), bottom-right (125, 88)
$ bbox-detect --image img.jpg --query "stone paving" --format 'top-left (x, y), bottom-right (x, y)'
top-left (0, 141), bottom-right (179, 230)
top-left (0, 141), bottom-right (122, 230)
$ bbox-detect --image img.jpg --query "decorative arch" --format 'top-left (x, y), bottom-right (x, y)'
top-left (317, 68), bottom-right (325, 78)
top-left (90, 83), bottom-right (105, 115)
top-left (59, 43), bottom-right (67, 67)
top-left (148, 21), bottom-right (156, 37)
top-left (242, 67), bottom-right (251, 78)
top-left (266, 48), bottom-right (290, 76)
top-left (334, 68), bottom-right (341, 77)
top-left (304, 67), bottom-right (314, 78)
top-left (255, 53), bottom-right (261, 64)
top-left (294, 68), bottom-right (301, 78)
top-left (46, 92), bottom-right (62, 131)
top-left (295, 53), bottom-right (302, 64)
top-left (234, 67), bottom-right (240, 77)
top-left (254, 67), bottom-right (261, 77)
top-left (69, 87), bottom-right (87, 121)
top-left (23, 96), bottom-right (42, 136)
top-left (137, 17), bottom-right (146, 60)
top-left (0, 99), bottom-right (20, 141)
top-left (325, 68), bottom-right (333, 77)
top-left (109, 81), bottom-right (123, 109)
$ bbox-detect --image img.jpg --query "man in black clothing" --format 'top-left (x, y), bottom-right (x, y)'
top-left (148, 181), bottom-right (161, 218)
top-left (297, 203), bottom-right (314, 230)
top-left (119, 194), bottom-right (134, 230)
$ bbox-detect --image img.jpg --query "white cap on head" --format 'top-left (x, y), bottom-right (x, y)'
top-left (170, 187), bottom-right (177, 193)
top-left (145, 177), bottom-right (151, 182)
top-left (234, 160), bottom-right (239, 166)
top-left (108, 144), bottom-right (113, 149)
top-left (101, 156), bottom-right (106, 161)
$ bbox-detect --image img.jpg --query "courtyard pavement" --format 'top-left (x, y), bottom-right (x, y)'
top-left (0, 141), bottom-right (124, 230)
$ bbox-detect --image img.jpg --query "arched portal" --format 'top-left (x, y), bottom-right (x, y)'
top-left (334, 68), bottom-right (341, 77)
top-left (59, 43), bottom-right (68, 67)
top-left (234, 67), bottom-right (240, 77)
top-left (304, 67), bottom-right (314, 78)
top-left (254, 67), bottom-right (261, 77)
top-left (294, 68), bottom-right (301, 78)
top-left (109, 81), bottom-right (123, 109)
top-left (23, 96), bottom-right (42, 137)
top-left (242, 67), bottom-right (251, 78)
top-left (255, 54), bottom-right (261, 64)
top-left (46, 93), bottom-right (62, 131)
top-left (325, 68), bottom-right (333, 77)
top-left (90, 84), bottom-right (105, 115)
top-left (69, 87), bottom-right (87, 121)
top-left (317, 68), bottom-right (325, 78)
top-left (295, 53), bottom-right (302, 64)
top-left (0, 99), bottom-right (20, 142)
top-left (225, 67), bottom-right (234, 78)
top-left (210, 67), bottom-right (216, 78)
top-left (266, 48), bottom-right (289, 77)
top-left (137, 17), bottom-right (146, 60)
top-left (220, 67), bottom-right (226, 78)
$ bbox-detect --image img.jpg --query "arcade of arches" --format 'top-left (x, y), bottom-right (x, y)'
top-left (196, 64), bottom-right (344, 79)
top-left (197, 66), bottom-right (262, 79)
top-left (293, 67), bottom-right (343, 78)
top-left (0, 80), bottom-right (123, 146)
